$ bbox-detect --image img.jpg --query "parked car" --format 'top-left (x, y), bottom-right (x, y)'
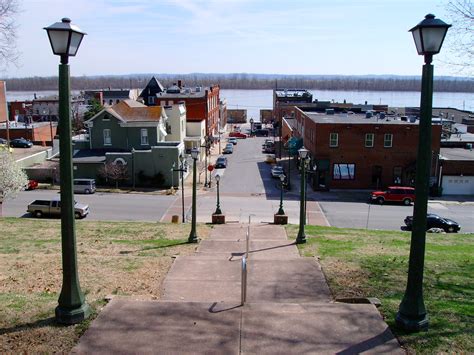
top-left (227, 137), bottom-right (238, 145)
top-left (265, 154), bottom-right (277, 164)
top-left (215, 156), bottom-right (228, 169)
top-left (10, 138), bottom-right (33, 148)
top-left (25, 179), bottom-right (39, 190)
top-left (371, 186), bottom-right (415, 205)
top-left (271, 166), bottom-right (285, 178)
top-left (73, 178), bottom-right (96, 194)
top-left (229, 132), bottom-right (247, 139)
top-left (404, 213), bottom-right (461, 233)
top-left (223, 143), bottom-right (234, 154)
top-left (254, 129), bottom-right (269, 137)
top-left (0, 137), bottom-right (7, 145)
top-left (27, 199), bottom-right (89, 219)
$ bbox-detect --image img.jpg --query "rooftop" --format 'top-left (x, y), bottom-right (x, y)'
top-left (440, 147), bottom-right (474, 161)
top-left (157, 87), bottom-right (207, 99)
top-left (107, 99), bottom-right (163, 122)
top-left (274, 89), bottom-right (312, 98)
top-left (303, 112), bottom-right (424, 125)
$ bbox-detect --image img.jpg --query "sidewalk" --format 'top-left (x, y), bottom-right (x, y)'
top-left (73, 224), bottom-right (402, 354)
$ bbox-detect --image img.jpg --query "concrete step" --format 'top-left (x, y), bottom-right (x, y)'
top-left (210, 223), bottom-right (288, 241)
top-left (73, 299), bottom-right (403, 354)
top-left (162, 257), bottom-right (331, 303)
top-left (196, 239), bottom-right (300, 259)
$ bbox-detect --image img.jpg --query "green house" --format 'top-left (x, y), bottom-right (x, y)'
top-left (73, 100), bottom-right (186, 188)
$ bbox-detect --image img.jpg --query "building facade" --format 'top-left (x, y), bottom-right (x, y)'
top-left (295, 108), bottom-right (442, 190)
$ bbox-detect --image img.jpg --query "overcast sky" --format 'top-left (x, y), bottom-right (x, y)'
top-left (3, 0), bottom-right (457, 78)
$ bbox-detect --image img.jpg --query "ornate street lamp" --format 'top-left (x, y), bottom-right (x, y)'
top-left (44, 18), bottom-right (89, 325)
top-left (276, 174), bottom-right (286, 215)
top-left (214, 174), bottom-right (222, 215)
top-left (396, 14), bottom-right (451, 332)
top-left (188, 148), bottom-right (200, 243)
top-left (296, 147), bottom-right (309, 244)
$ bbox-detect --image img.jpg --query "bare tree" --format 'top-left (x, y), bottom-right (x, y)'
top-left (444, 0), bottom-right (473, 75)
top-left (98, 162), bottom-right (129, 189)
top-left (0, 147), bottom-right (28, 216)
top-left (0, 0), bottom-right (19, 69)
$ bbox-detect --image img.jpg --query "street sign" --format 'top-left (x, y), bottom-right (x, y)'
top-left (207, 164), bottom-right (214, 172)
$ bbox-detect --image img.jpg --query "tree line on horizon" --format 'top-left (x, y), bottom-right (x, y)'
top-left (2, 73), bottom-right (473, 93)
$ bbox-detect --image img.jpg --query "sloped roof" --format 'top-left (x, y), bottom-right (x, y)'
top-left (139, 76), bottom-right (165, 98)
top-left (110, 99), bottom-right (163, 122)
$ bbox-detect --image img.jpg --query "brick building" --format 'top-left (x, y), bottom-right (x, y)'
top-left (140, 77), bottom-right (220, 139)
top-left (295, 108), bottom-right (442, 190)
top-left (227, 109), bottom-right (247, 124)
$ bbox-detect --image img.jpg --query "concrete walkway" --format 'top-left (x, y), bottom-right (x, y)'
top-left (73, 224), bottom-right (403, 354)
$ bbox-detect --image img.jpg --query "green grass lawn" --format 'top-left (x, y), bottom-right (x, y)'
top-left (0, 218), bottom-right (212, 353)
top-left (286, 225), bottom-right (473, 354)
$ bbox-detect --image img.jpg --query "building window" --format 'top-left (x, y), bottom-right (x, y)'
top-left (103, 129), bottom-right (111, 145)
top-left (148, 96), bottom-right (155, 105)
top-left (384, 134), bottom-right (393, 148)
top-left (393, 166), bottom-right (402, 184)
top-left (333, 163), bottom-right (355, 180)
top-left (329, 133), bottom-right (338, 147)
top-left (109, 99), bottom-right (113, 105)
top-left (365, 133), bottom-right (374, 147)
top-left (140, 129), bottom-right (148, 145)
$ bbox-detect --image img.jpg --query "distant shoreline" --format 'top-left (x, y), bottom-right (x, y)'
top-left (2, 73), bottom-right (473, 93)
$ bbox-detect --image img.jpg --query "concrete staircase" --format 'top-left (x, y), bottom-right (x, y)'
top-left (74, 224), bottom-right (403, 354)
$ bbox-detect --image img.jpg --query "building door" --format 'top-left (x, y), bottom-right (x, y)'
top-left (371, 165), bottom-right (383, 189)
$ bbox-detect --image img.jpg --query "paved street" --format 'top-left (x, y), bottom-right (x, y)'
top-left (3, 131), bottom-right (473, 233)
top-left (3, 189), bottom-right (176, 222)
top-left (318, 200), bottom-right (474, 232)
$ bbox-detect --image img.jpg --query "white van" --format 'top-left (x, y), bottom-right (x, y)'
top-left (73, 179), bottom-right (96, 194)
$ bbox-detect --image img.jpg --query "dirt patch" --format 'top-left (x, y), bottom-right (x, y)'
top-left (0, 219), bottom-right (211, 353)
top-left (319, 258), bottom-right (370, 299)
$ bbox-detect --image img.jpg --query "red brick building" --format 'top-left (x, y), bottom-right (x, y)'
top-left (152, 82), bottom-right (220, 139)
top-left (295, 108), bottom-right (442, 190)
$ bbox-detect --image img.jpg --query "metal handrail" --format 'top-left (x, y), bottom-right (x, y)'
top-left (241, 256), bottom-right (247, 305)
top-left (246, 229), bottom-right (249, 259)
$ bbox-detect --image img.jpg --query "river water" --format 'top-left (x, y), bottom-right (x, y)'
top-left (6, 89), bottom-right (474, 121)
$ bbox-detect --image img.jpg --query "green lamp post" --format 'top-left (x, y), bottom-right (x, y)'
top-left (276, 174), bottom-right (286, 215)
top-left (296, 147), bottom-right (309, 244)
top-left (396, 14), bottom-right (451, 332)
top-left (188, 148), bottom-right (200, 243)
top-left (214, 174), bottom-right (222, 215)
top-left (44, 18), bottom-right (90, 324)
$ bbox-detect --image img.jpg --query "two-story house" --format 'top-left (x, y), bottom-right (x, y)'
top-left (73, 99), bottom-right (186, 187)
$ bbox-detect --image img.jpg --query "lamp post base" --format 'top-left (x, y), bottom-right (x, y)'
top-left (212, 213), bottom-right (225, 224)
top-left (296, 230), bottom-right (307, 244)
top-left (188, 233), bottom-right (199, 243)
top-left (55, 302), bottom-right (91, 325)
top-left (274, 214), bottom-right (288, 225)
top-left (395, 311), bottom-right (429, 332)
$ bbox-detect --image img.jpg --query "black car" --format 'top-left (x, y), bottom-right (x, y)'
top-left (404, 213), bottom-right (461, 233)
top-left (10, 138), bottom-right (33, 148)
top-left (254, 129), bottom-right (269, 137)
top-left (215, 156), bottom-right (228, 169)
top-left (0, 137), bottom-right (7, 145)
